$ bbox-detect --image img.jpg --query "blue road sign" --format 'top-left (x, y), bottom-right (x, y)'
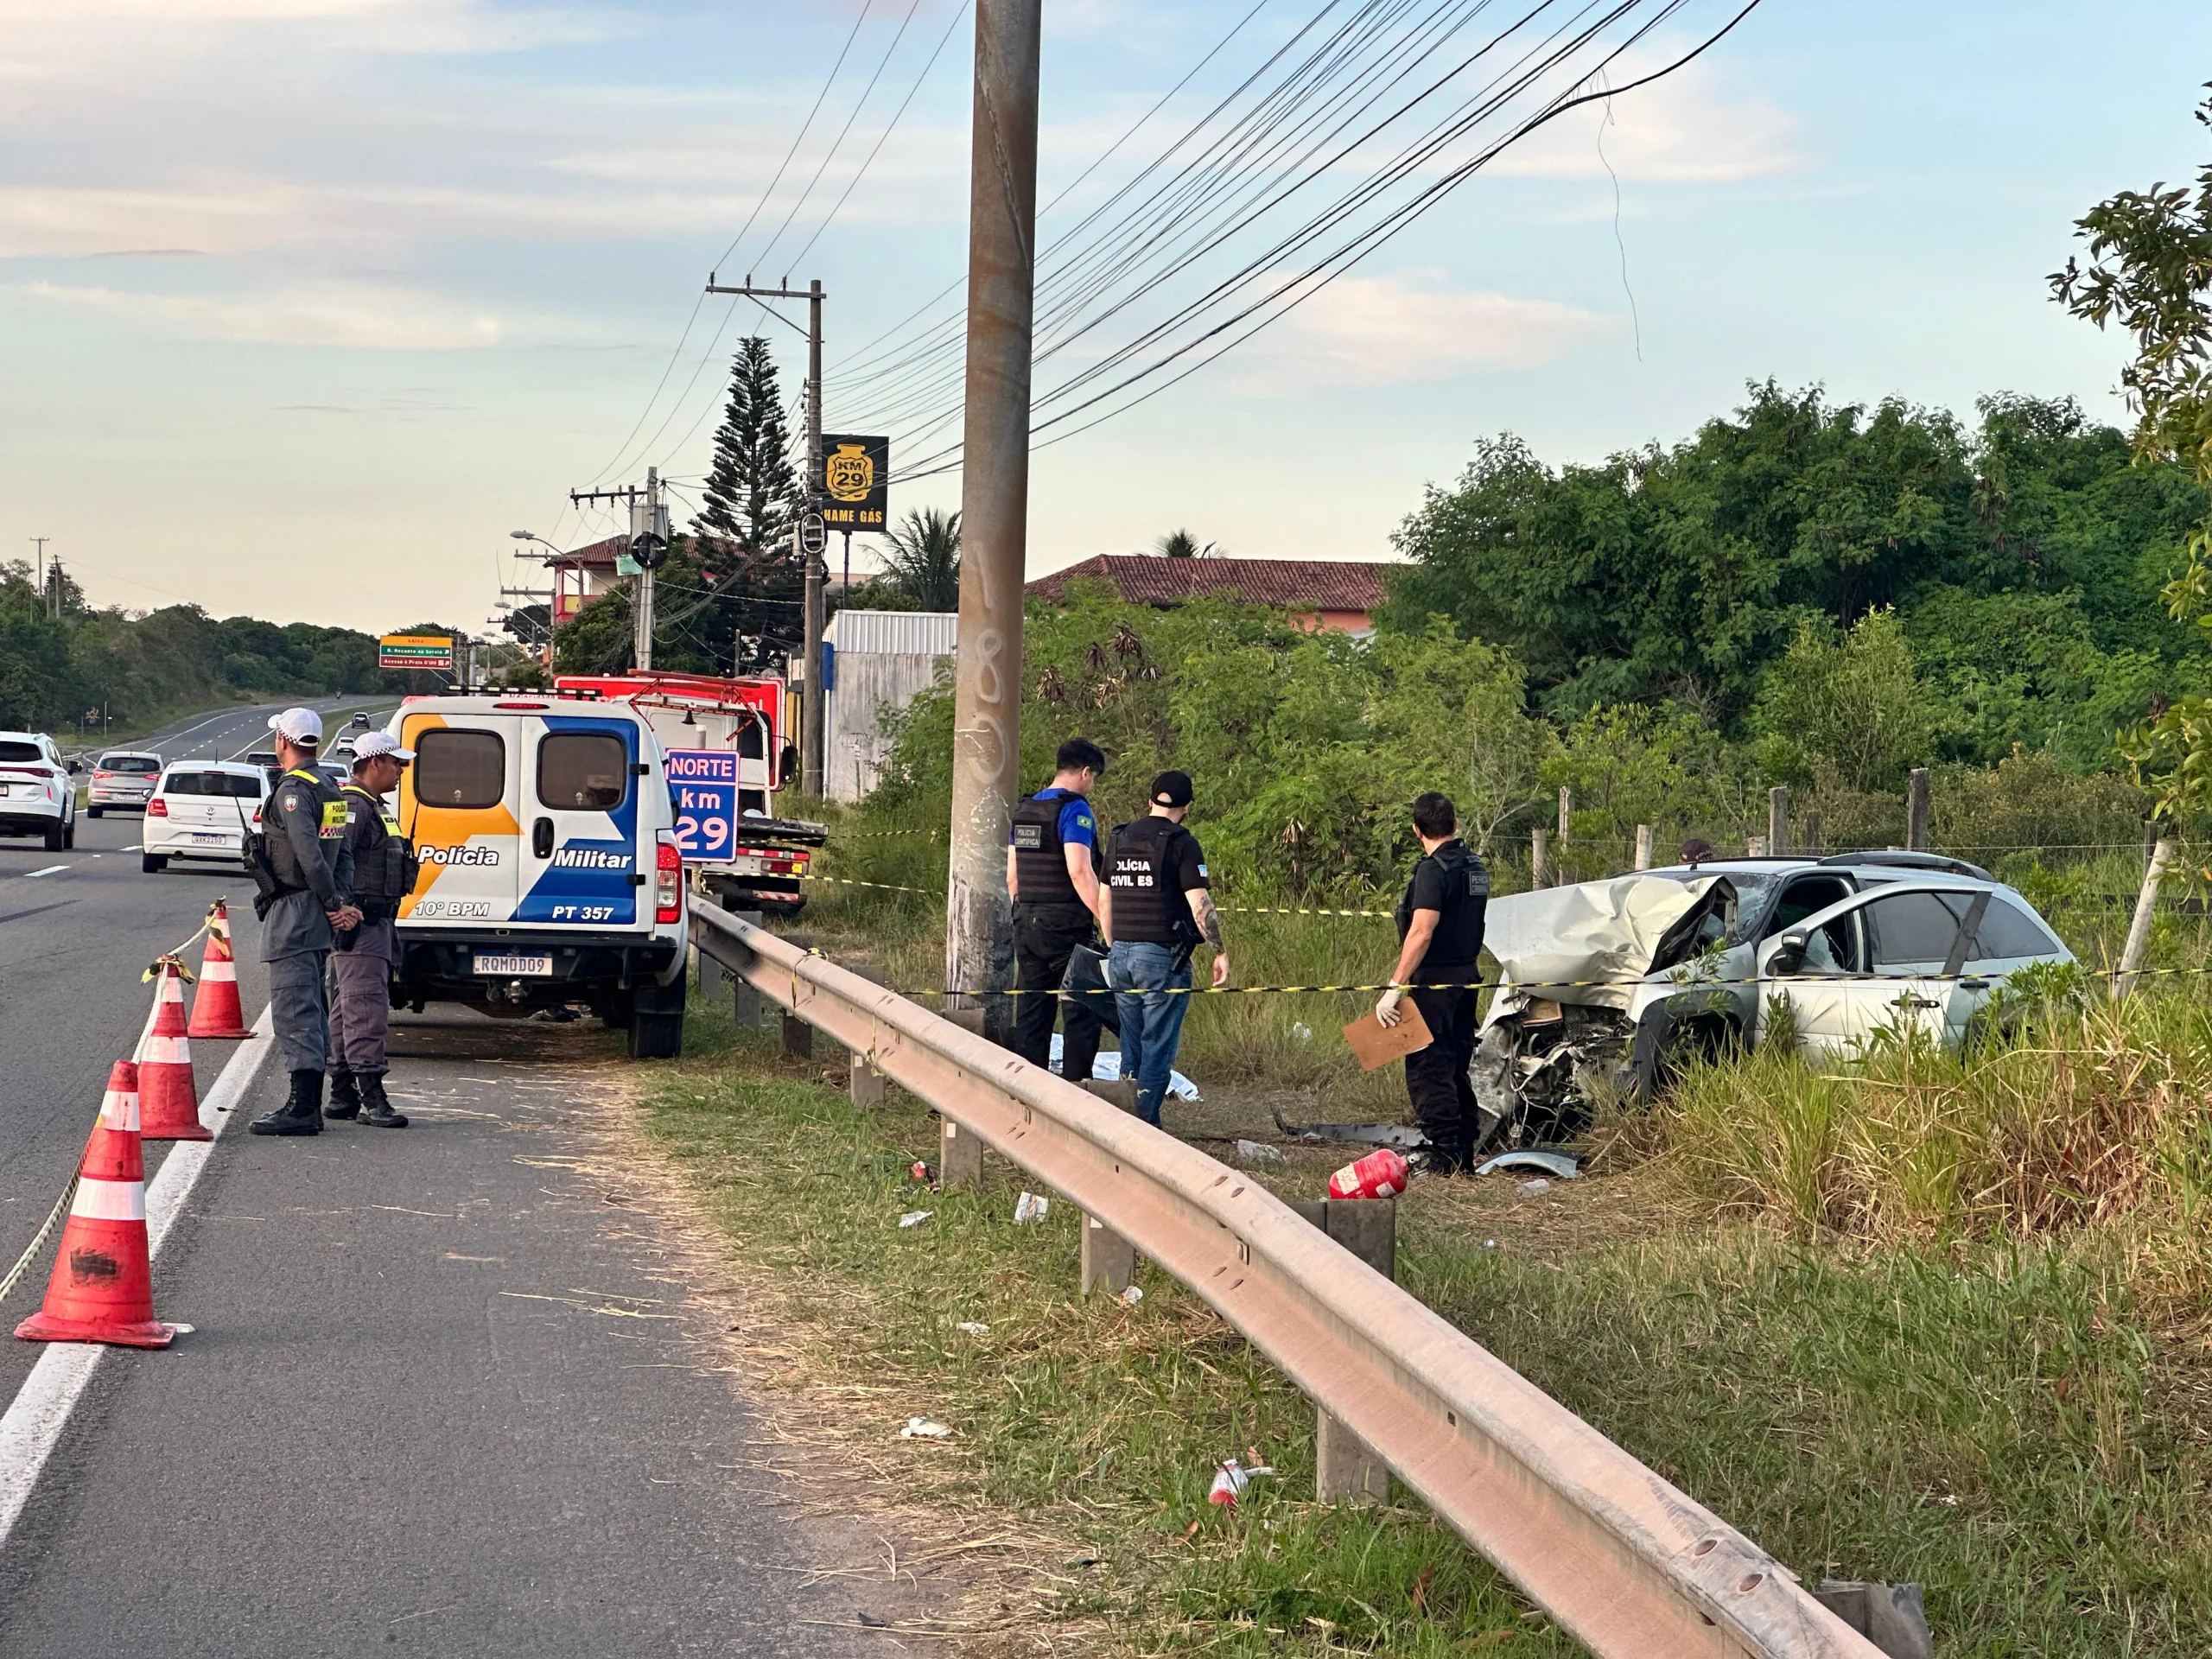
top-left (665, 748), bottom-right (739, 863)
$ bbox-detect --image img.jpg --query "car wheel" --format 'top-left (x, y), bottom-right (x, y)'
top-left (627, 1009), bottom-right (683, 1059)
top-left (43, 819), bottom-right (65, 852)
top-left (87, 806), bottom-right (103, 819)
top-left (143, 853), bottom-right (168, 874)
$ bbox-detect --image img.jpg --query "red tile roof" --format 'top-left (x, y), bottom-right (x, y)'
top-left (1026, 555), bottom-right (1396, 613)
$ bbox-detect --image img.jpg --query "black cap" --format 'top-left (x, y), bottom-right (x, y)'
top-left (1149, 770), bottom-right (1193, 809)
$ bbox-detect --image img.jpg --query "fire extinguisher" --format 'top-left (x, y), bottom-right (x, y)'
top-left (1327, 1147), bottom-right (1408, 1201)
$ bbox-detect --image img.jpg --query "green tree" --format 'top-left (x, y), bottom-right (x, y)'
top-left (1753, 609), bottom-right (1936, 792)
top-left (874, 508), bottom-right (962, 611)
top-left (1155, 529), bottom-right (1217, 559)
top-left (2054, 85), bottom-right (2212, 820)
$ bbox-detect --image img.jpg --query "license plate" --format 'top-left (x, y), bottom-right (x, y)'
top-left (474, 952), bottom-right (553, 976)
top-left (190, 832), bottom-right (226, 844)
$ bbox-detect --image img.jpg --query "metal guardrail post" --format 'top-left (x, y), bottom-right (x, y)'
top-left (1294, 1198), bottom-right (1395, 1504)
top-left (689, 906), bottom-right (1888, 1659)
top-left (780, 1012), bottom-right (814, 1059)
top-left (728, 908), bottom-right (770, 1028)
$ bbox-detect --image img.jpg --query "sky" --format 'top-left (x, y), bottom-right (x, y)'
top-left (4, 0), bottom-right (2211, 638)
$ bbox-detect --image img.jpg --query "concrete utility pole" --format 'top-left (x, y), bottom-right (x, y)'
top-left (804, 279), bottom-right (826, 794)
top-left (633, 467), bottom-right (663, 672)
top-left (29, 538), bottom-right (48, 611)
top-left (702, 276), bottom-right (828, 792)
top-left (944, 0), bottom-right (1042, 1027)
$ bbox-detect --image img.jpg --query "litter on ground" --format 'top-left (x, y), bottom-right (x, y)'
top-left (1120, 1285), bottom-right (1144, 1306)
top-left (900, 1417), bottom-right (953, 1440)
top-left (1014, 1192), bottom-right (1050, 1224)
top-left (956, 1321), bottom-right (990, 1335)
top-left (1234, 1139), bottom-right (1284, 1165)
top-left (1516, 1179), bottom-right (1552, 1198)
top-left (1207, 1457), bottom-right (1276, 1506)
top-left (899, 1210), bottom-right (934, 1229)
top-left (1049, 1034), bottom-right (1199, 1100)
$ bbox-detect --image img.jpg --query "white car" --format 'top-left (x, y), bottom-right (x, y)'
top-left (86, 750), bottom-right (163, 816)
top-left (0, 732), bottom-right (79, 851)
top-left (142, 762), bottom-right (269, 874)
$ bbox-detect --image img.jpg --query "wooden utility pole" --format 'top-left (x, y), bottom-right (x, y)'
top-left (1906, 768), bottom-right (1931, 852)
top-left (944, 0), bottom-right (1041, 1031)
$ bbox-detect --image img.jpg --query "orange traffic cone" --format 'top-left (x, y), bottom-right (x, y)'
top-left (16, 1061), bottom-right (176, 1349)
top-left (188, 899), bottom-right (253, 1039)
top-left (138, 957), bottom-right (211, 1143)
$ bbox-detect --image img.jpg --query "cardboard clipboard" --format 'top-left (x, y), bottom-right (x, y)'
top-left (1342, 996), bottom-right (1433, 1071)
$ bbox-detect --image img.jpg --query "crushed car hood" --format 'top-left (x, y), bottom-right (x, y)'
top-left (1483, 874), bottom-right (1736, 1019)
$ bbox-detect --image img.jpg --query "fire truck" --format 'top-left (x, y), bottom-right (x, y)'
top-left (553, 671), bottom-right (824, 918)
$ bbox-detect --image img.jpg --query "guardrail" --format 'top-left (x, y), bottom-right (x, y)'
top-left (693, 906), bottom-right (1885, 1659)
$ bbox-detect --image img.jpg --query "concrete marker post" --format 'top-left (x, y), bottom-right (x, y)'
top-left (939, 1116), bottom-right (983, 1188)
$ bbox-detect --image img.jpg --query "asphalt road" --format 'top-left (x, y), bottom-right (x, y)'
top-left (0, 812), bottom-right (918, 1653)
top-left (91, 694), bottom-right (402, 766)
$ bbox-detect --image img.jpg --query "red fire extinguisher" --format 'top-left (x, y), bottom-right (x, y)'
top-left (1327, 1147), bottom-right (1408, 1201)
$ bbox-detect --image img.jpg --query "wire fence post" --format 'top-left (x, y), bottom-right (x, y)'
top-left (1557, 785), bottom-right (1571, 844)
top-left (1632, 823), bottom-right (1654, 871)
top-left (1530, 827), bottom-right (1549, 890)
top-left (1907, 768), bottom-right (1931, 852)
top-left (2115, 838), bottom-right (2174, 1001)
top-left (1804, 810), bottom-right (1823, 855)
top-left (1768, 786), bottom-right (1789, 855)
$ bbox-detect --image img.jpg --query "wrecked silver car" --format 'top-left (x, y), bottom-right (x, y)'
top-left (1471, 853), bottom-right (2075, 1150)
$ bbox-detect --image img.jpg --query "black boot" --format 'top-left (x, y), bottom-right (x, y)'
top-left (357, 1073), bottom-right (408, 1129)
top-left (324, 1069), bottom-right (360, 1120)
top-left (251, 1071), bottom-right (325, 1136)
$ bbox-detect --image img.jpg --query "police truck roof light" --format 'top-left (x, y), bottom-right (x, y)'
top-left (493, 701), bottom-right (550, 711)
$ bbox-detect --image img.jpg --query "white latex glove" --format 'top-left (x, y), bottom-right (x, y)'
top-left (1375, 986), bottom-right (1403, 1027)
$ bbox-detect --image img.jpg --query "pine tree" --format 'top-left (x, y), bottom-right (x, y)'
top-left (697, 337), bottom-right (800, 556)
top-left (690, 336), bottom-right (804, 676)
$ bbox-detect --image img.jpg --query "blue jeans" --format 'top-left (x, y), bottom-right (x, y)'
top-left (1108, 941), bottom-right (1192, 1128)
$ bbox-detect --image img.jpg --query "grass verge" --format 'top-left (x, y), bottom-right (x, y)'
top-left (639, 965), bottom-right (2212, 1656)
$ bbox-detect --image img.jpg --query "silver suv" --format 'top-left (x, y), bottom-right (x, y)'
top-left (86, 750), bottom-right (162, 816)
top-left (1474, 852), bottom-right (2075, 1147)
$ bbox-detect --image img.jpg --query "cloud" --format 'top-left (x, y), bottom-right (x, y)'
top-left (24, 279), bottom-right (508, 349)
top-left (1226, 270), bottom-right (1612, 390)
top-left (1486, 65), bottom-right (1806, 184)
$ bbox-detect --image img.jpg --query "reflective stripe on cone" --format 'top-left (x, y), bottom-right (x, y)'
top-left (16, 1061), bottom-right (176, 1349)
top-left (188, 899), bottom-right (254, 1039)
top-left (137, 959), bottom-right (210, 1143)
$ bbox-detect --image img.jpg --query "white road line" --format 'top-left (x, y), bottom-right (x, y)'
top-left (22, 866), bottom-right (68, 880)
top-left (0, 1004), bottom-right (274, 1554)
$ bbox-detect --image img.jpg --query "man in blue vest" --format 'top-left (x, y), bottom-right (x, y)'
top-left (1005, 738), bottom-right (1108, 1080)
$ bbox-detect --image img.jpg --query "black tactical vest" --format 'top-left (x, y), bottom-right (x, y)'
top-left (1010, 791), bottom-right (1094, 907)
top-left (341, 784), bottom-right (417, 915)
top-left (264, 767), bottom-right (346, 892)
top-left (1395, 838), bottom-right (1491, 969)
top-left (1107, 816), bottom-right (1203, 947)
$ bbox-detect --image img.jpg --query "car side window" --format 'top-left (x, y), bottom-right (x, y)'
top-left (1864, 892), bottom-right (1965, 973)
top-left (537, 732), bottom-right (629, 811)
top-left (416, 729), bottom-right (505, 809)
top-left (1966, 896), bottom-right (2062, 964)
top-left (1767, 876), bottom-right (1853, 938)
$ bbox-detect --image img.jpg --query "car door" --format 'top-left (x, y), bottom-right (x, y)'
top-left (398, 713), bottom-right (523, 924)
top-left (1755, 887), bottom-right (1967, 1059)
top-left (514, 714), bottom-right (641, 928)
top-left (1942, 890), bottom-right (2074, 1045)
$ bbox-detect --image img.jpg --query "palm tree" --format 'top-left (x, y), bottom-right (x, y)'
top-left (1155, 528), bottom-right (1217, 559)
top-left (877, 508), bottom-right (962, 610)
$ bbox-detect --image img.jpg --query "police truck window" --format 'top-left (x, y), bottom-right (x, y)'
top-left (415, 730), bottom-right (505, 810)
top-left (537, 733), bottom-right (629, 811)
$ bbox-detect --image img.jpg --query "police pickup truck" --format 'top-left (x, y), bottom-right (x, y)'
top-left (387, 690), bottom-right (688, 1058)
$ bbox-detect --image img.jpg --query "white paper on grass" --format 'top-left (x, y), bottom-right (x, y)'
top-left (1047, 1035), bottom-right (1200, 1101)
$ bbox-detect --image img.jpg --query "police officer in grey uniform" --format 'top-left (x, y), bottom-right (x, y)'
top-left (249, 707), bottom-right (359, 1137)
top-left (324, 730), bottom-right (414, 1129)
